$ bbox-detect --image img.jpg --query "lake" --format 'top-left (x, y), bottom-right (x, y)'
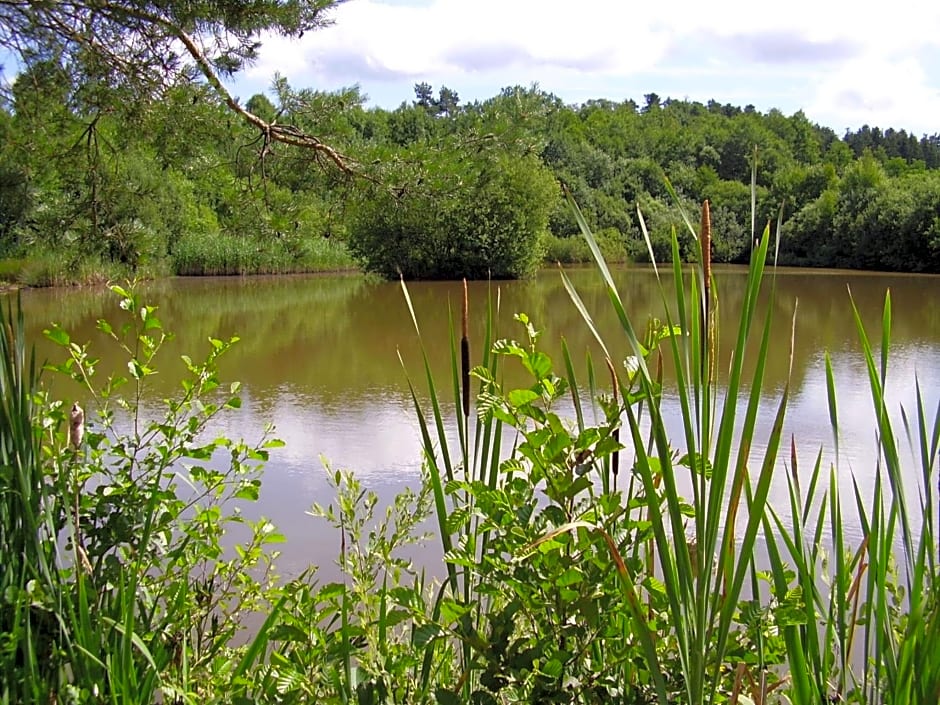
top-left (6, 265), bottom-right (940, 577)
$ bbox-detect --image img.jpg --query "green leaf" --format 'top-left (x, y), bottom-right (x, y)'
top-left (523, 351), bottom-right (552, 380)
top-left (439, 598), bottom-right (471, 624)
top-left (413, 623), bottom-right (444, 648)
top-left (555, 567), bottom-right (584, 587)
top-left (235, 482), bottom-right (260, 501)
top-left (541, 658), bottom-right (564, 679)
top-left (508, 388), bottom-right (540, 407)
top-left (44, 326), bottom-right (70, 346)
top-left (317, 582), bottom-right (346, 601)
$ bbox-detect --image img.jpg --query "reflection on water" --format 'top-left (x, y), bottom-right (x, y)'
top-left (5, 266), bottom-right (939, 575)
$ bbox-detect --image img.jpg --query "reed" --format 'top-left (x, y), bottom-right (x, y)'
top-left (761, 289), bottom-right (940, 703)
top-left (0, 295), bottom-right (56, 702)
top-left (562, 189), bottom-right (939, 702)
top-left (562, 188), bottom-right (790, 703)
top-left (402, 179), bottom-right (938, 702)
top-left (3, 182), bottom-right (936, 702)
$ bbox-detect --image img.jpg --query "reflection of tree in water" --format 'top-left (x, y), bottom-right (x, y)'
top-left (13, 275), bottom-right (372, 398)
top-left (10, 285), bottom-right (120, 333)
top-left (9, 267), bottom-right (939, 410)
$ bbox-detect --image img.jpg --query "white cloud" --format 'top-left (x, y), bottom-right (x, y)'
top-left (247, 0), bottom-right (670, 81)
top-left (240, 0), bottom-right (940, 134)
top-left (809, 55), bottom-right (940, 135)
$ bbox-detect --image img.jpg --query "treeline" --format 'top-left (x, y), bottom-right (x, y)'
top-left (2, 72), bottom-right (939, 282)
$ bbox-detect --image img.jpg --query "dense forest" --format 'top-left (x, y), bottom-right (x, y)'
top-left (2, 69), bottom-right (940, 281)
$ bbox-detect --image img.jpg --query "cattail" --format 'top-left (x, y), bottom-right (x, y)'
top-left (69, 402), bottom-right (84, 449)
top-left (461, 279), bottom-right (470, 419)
top-left (606, 357), bottom-right (620, 484)
top-left (701, 199), bottom-right (712, 300)
top-left (701, 200), bottom-right (714, 387)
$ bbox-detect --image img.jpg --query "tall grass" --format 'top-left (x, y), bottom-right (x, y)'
top-left (403, 188), bottom-right (939, 703)
top-left (3, 186), bottom-right (937, 702)
top-left (763, 289), bottom-right (940, 703)
top-left (561, 190), bottom-right (792, 704)
top-left (0, 295), bottom-right (54, 701)
top-left (172, 231), bottom-right (356, 275)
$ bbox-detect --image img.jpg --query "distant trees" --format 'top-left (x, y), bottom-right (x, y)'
top-left (843, 125), bottom-right (940, 169)
top-left (2, 35), bottom-right (940, 281)
top-left (781, 160), bottom-right (940, 272)
top-left (413, 83), bottom-right (460, 117)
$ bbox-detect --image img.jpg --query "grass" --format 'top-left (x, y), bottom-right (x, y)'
top-left (3, 232), bottom-right (358, 286)
top-left (0, 258), bottom-right (26, 283)
top-left (401, 188), bottom-right (939, 702)
top-left (172, 231), bottom-right (357, 275)
top-left (2, 186), bottom-right (937, 702)
top-left (543, 228), bottom-right (629, 265)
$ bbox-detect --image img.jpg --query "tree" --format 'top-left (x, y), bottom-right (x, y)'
top-left (642, 92), bottom-right (661, 113)
top-left (246, 94), bottom-right (278, 124)
top-left (414, 82), bottom-right (434, 112)
top-left (347, 139), bottom-right (558, 279)
top-left (0, 0), bottom-right (355, 172)
top-left (436, 85), bottom-right (459, 117)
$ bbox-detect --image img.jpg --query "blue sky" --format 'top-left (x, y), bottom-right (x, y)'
top-left (231, 0), bottom-right (940, 137)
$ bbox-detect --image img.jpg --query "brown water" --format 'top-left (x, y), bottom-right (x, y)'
top-left (6, 265), bottom-right (940, 575)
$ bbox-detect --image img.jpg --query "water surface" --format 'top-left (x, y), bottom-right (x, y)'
top-left (8, 265), bottom-right (939, 575)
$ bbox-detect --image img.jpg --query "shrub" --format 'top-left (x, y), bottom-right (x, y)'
top-left (347, 142), bottom-right (559, 279)
top-left (0, 285), bottom-right (285, 703)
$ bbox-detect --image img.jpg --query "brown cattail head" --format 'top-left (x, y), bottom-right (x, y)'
top-left (69, 402), bottom-right (84, 449)
top-left (605, 357), bottom-right (620, 479)
top-left (461, 279), bottom-right (470, 418)
top-left (701, 199), bottom-right (712, 288)
top-left (462, 278), bottom-right (469, 340)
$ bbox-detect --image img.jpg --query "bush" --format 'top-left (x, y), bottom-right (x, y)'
top-left (347, 142), bottom-right (559, 279)
top-left (0, 286), bottom-right (284, 703)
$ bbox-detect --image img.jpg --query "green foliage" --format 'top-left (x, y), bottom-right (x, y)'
top-left (544, 228), bottom-right (628, 264)
top-left (3, 61), bottom-right (940, 278)
top-left (348, 141), bottom-right (558, 279)
top-left (628, 195), bottom-right (697, 262)
top-left (15, 251), bottom-right (131, 287)
top-left (0, 258), bottom-right (25, 282)
top-left (1, 284), bottom-right (285, 703)
top-left (172, 230), bottom-right (355, 276)
top-left (0, 0), bottom-right (340, 101)
top-left (402, 188), bottom-right (939, 704)
top-left (4, 190), bottom-right (939, 703)
top-left (781, 162), bottom-right (940, 270)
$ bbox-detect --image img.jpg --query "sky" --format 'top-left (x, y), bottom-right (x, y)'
top-left (231, 0), bottom-right (940, 138)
